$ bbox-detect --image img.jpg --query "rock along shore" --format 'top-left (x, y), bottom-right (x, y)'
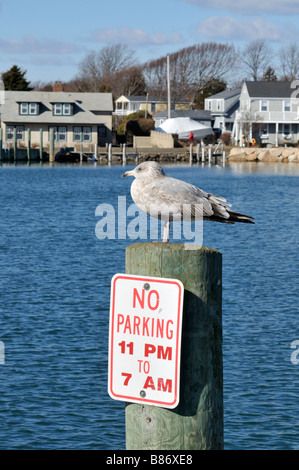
top-left (228, 147), bottom-right (299, 163)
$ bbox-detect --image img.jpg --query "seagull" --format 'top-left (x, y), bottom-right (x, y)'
top-left (122, 161), bottom-right (254, 242)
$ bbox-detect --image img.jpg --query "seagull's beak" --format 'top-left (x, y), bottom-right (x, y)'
top-left (121, 170), bottom-right (134, 178)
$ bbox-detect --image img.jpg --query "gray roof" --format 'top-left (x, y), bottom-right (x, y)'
top-left (207, 88), bottom-right (241, 100)
top-left (245, 81), bottom-right (295, 98)
top-left (153, 109), bottom-right (212, 121)
top-left (120, 95), bottom-right (189, 103)
top-left (1, 91), bottom-right (113, 124)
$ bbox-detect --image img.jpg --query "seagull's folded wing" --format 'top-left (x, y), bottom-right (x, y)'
top-left (141, 177), bottom-right (215, 219)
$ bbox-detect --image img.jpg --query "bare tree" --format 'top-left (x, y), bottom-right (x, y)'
top-left (143, 43), bottom-right (237, 108)
top-left (112, 66), bottom-right (146, 97)
top-left (75, 44), bottom-right (138, 92)
top-left (279, 43), bottom-right (299, 81)
top-left (234, 110), bottom-right (263, 145)
top-left (242, 39), bottom-right (272, 81)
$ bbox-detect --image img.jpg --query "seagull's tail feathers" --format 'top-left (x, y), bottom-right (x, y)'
top-left (227, 209), bottom-right (255, 224)
top-left (204, 209), bottom-right (254, 224)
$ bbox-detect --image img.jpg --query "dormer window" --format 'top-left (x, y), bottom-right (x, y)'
top-left (19, 102), bottom-right (39, 115)
top-left (53, 103), bottom-right (73, 116)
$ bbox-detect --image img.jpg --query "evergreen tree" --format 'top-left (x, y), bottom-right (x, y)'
top-left (1, 65), bottom-right (33, 90)
top-left (262, 67), bottom-right (277, 82)
top-left (193, 78), bottom-right (227, 109)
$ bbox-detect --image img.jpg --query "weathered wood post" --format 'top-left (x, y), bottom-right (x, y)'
top-left (49, 128), bottom-right (54, 164)
top-left (108, 143), bottom-right (112, 165)
top-left (27, 128), bottom-right (31, 162)
top-left (39, 129), bottom-right (43, 162)
top-left (208, 145), bottom-right (212, 164)
top-left (0, 128), bottom-right (2, 161)
top-left (13, 128), bottom-right (17, 163)
top-left (196, 143), bottom-right (200, 162)
top-left (189, 144), bottom-right (193, 165)
top-left (80, 142), bottom-right (83, 163)
top-left (125, 242), bottom-right (223, 450)
top-left (122, 143), bottom-right (127, 165)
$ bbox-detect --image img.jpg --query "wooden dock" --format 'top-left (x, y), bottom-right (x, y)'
top-left (0, 128), bottom-right (226, 165)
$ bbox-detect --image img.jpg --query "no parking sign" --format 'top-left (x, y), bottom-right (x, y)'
top-left (108, 274), bottom-right (184, 409)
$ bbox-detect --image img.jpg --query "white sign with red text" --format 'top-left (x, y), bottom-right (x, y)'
top-left (108, 274), bottom-right (184, 409)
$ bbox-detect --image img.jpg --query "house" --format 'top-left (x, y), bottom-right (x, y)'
top-left (0, 83), bottom-right (113, 148)
top-left (232, 81), bottom-right (299, 146)
top-left (204, 88), bottom-right (241, 133)
top-left (153, 109), bottom-right (212, 129)
top-left (114, 95), bottom-right (189, 117)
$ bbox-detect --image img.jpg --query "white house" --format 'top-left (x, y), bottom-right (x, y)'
top-left (204, 88), bottom-right (241, 133)
top-left (114, 95), bottom-right (189, 117)
top-left (232, 81), bottom-right (299, 146)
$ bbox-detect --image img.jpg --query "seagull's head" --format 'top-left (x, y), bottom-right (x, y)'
top-left (122, 161), bottom-right (165, 180)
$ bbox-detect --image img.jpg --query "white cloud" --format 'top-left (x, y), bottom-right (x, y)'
top-left (197, 16), bottom-right (283, 41)
top-left (185, 0), bottom-right (299, 15)
top-left (89, 27), bottom-right (183, 47)
top-left (0, 34), bottom-right (83, 54)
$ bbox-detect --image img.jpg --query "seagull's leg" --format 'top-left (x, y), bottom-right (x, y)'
top-left (163, 221), bottom-right (171, 242)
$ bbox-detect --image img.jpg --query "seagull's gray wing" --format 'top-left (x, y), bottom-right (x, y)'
top-left (132, 175), bottom-right (232, 220)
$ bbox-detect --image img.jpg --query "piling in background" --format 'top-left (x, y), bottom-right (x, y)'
top-left (39, 129), bottom-right (43, 161)
top-left (49, 128), bottom-right (54, 164)
top-left (125, 242), bottom-right (223, 450)
top-left (27, 128), bottom-right (31, 162)
top-left (0, 128), bottom-right (2, 161)
top-left (13, 128), bottom-right (17, 163)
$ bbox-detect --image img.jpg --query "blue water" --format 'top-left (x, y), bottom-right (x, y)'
top-left (0, 162), bottom-right (298, 450)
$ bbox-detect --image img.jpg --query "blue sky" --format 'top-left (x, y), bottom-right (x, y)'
top-left (0, 0), bottom-right (298, 83)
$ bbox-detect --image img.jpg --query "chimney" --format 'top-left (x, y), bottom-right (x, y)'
top-left (53, 81), bottom-right (64, 92)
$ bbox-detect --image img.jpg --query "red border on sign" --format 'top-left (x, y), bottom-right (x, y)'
top-left (109, 274), bottom-right (183, 408)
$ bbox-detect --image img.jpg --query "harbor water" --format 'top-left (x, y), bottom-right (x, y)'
top-left (0, 162), bottom-right (298, 450)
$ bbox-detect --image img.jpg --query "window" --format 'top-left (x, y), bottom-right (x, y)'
top-left (260, 124), bottom-right (269, 138)
top-left (217, 100), bottom-right (221, 111)
top-left (207, 100), bottom-right (212, 111)
top-left (54, 103), bottom-right (62, 115)
top-left (57, 127), bottom-right (67, 141)
top-left (73, 126), bottom-right (82, 142)
top-left (19, 102), bottom-right (39, 115)
top-left (279, 124), bottom-right (291, 137)
top-left (73, 126), bottom-right (92, 142)
top-left (53, 103), bottom-right (73, 116)
top-left (6, 125), bottom-right (25, 140)
top-left (20, 103), bottom-right (28, 114)
top-left (83, 127), bottom-right (92, 141)
top-left (260, 100), bottom-right (268, 112)
top-left (284, 100), bottom-right (291, 112)
top-left (49, 126), bottom-right (67, 141)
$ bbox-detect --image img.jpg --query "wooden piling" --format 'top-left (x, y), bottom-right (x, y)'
top-left (13, 128), bottom-right (17, 163)
top-left (108, 143), bottom-right (112, 164)
top-left (0, 128), bottom-right (2, 161)
top-left (122, 143), bottom-right (127, 165)
top-left (125, 242), bottom-right (223, 450)
top-left (39, 129), bottom-right (43, 161)
top-left (189, 144), bottom-right (193, 165)
top-left (208, 145), bottom-right (212, 164)
top-left (49, 128), bottom-right (54, 164)
top-left (27, 128), bottom-right (31, 162)
top-left (196, 143), bottom-right (200, 162)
